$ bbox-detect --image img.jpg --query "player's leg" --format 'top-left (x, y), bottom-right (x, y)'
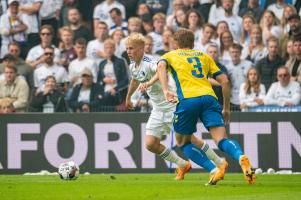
top-left (145, 135), bottom-right (191, 180)
top-left (201, 95), bottom-right (256, 184)
top-left (145, 135), bottom-right (187, 167)
top-left (176, 133), bottom-right (216, 172)
top-left (173, 98), bottom-right (224, 185)
top-left (191, 135), bottom-right (227, 167)
top-left (211, 126), bottom-right (256, 184)
top-left (191, 135), bottom-right (228, 175)
top-left (145, 111), bottom-right (191, 180)
top-left (175, 132), bottom-right (224, 185)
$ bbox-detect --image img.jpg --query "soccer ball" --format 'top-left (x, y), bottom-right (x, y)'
top-left (58, 161), bottom-right (79, 180)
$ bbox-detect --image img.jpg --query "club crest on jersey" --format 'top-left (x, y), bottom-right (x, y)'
top-left (143, 56), bottom-right (151, 62)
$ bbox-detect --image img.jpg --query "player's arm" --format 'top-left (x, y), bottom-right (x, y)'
top-left (215, 73), bottom-right (230, 124)
top-left (138, 73), bottom-right (158, 92)
top-left (125, 78), bottom-right (140, 110)
top-left (208, 77), bottom-right (221, 86)
top-left (157, 60), bottom-right (176, 103)
top-left (157, 60), bottom-right (168, 92)
top-left (20, 2), bottom-right (43, 15)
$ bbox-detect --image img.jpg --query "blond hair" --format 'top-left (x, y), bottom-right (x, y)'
top-left (0, 98), bottom-right (14, 108)
top-left (59, 26), bottom-right (74, 36)
top-left (126, 33), bottom-right (145, 47)
top-left (153, 13), bottom-right (166, 22)
top-left (128, 17), bottom-right (142, 25)
top-left (104, 38), bottom-right (116, 47)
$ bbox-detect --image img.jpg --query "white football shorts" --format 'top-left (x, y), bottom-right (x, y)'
top-left (146, 108), bottom-right (175, 139)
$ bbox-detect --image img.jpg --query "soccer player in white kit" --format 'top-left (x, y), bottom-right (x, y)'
top-left (125, 33), bottom-right (227, 184)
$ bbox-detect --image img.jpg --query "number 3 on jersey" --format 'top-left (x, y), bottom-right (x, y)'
top-left (187, 57), bottom-right (204, 78)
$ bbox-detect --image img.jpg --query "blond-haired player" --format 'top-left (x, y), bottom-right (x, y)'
top-left (125, 33), bottom-right (227, 185)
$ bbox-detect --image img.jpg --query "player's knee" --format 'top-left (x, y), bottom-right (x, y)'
top-left (175, 134), bottom-right (191, 147)
top-left (145, 141), bottom-right (157, 152)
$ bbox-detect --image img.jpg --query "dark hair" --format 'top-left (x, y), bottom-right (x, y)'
top-left (44, 46), bottom-right (54, 51)
top-left (288, 13), bottom-right (301, 21)
top-left (45, 75), bottom-right (57, 82)
top-left (110, 7), bottom-right (122, 16)
top-left (229, 43), bottom-right (243, 51)
top-left (2, 54), bottom-right (17, 62)
top-left (292, 35), bottom-right (301, 43)
top-left (184, 9), bottom-right (204, 29)
top-left (75, 38), bottom-right (87, 46)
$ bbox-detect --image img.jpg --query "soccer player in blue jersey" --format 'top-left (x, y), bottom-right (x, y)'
top-left (157, 29), bottom-right (256, 185)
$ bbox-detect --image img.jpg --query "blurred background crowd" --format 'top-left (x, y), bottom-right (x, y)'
top-left (0, 0), bottom-right (301, 114)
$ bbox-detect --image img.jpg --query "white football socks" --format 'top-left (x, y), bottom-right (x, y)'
top-left (201, 142), bottom-right (223, 166)
top-left (159, 147), bottom-right (187, 168)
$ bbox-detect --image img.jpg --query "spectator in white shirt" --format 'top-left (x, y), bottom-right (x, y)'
top-left (93, 0), bottom-right (126, 29)
top-left (219, 30), bottom-right (234, 65)
top-left (213, 20), bottom-right (229, 45)
top-left (0, 0), bottom-right (9, 14)
top-left (166, 0), bottom-right (185, 31)
top-left (148, 13), bottom-right (165, 54)
top-left (184, 9), bottom-right (204, 48)
top-left (0, 0), bottom-right (28, 58)
top-left (156, 28), bottom-right (174, 55)
top-left (212, 0), bottom-right (242, 42)
top-left (119, 17), bottom-right (142, 64)
top-left (264, 66), bottom-right (301, 106)
top-left (19, 0), bottom-right (43, 48)
top-left (194, 23), bottom-right (216, 52)
top-left (111, 29), bottom-right (126, 58)
top-left (280, 4), bottom-right (297, 35)
top-left (68, 38), bottom-right (98, 88)
top-left (227, 43), bottom-right (253, 110)
top-left (260, 10), bottom-right (282, 45)
top-left (242, 24), bottom-right (268, 64)
top-left (143, 35), bottom-right (160, 60)
top-left (239, 67), bottom-right (266, 110)
top-left (26, 25), bottom-right (61, 69)
top-left (86, 21), bottom-right (108, 66)
top-left (109, 7), bottom-right (128, 36)
top-left (33, 46), bottom-right (68, 92)
top-left (267, 0), bottom-right (286, 21)
top-left (240, 14), bottom-right (256, 47)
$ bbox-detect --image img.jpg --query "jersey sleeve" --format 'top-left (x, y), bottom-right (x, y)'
top-left (158, 53), bottom-right (170, 66)
top-left (206, 54), bottom-right (223, 78)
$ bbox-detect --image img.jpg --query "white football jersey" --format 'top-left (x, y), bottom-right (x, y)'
top-left (129, 54), bottom-right (176, 111)
top-left (226, 60), bottom-right (253, 105)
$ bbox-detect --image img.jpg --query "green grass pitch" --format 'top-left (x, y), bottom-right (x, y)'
top-left (0, 173), bottom-right (300, 200)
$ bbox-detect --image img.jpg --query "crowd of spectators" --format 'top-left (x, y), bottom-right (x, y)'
top-left (0, 0), bottom-right (301, 114)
